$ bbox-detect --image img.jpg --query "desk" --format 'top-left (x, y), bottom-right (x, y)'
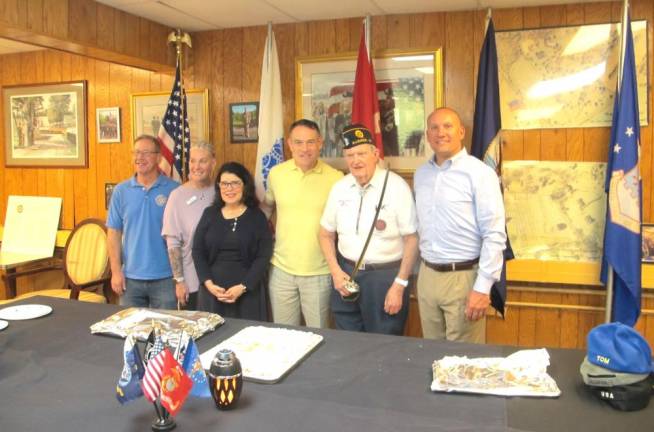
top-left (0, 297), bottom-right (651, 432)
top-left (0, 228), bottom-right (70, 298)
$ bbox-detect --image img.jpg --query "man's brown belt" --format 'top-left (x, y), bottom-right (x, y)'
top-left (423, 257), bottom-right (479, 272)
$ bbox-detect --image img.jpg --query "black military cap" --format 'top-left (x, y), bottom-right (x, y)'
top-left (342, 124), bottom-right (374, 149)
top-left (591, 375), bottom-right (653, 411)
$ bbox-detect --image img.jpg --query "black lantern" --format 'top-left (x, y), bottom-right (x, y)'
top-left (208, 349), bottom-right (243, 410)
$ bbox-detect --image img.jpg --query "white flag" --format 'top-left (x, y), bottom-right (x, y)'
top-left (255, 28), bottom-right (284, 203)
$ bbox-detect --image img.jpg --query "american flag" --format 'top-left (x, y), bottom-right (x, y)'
top-left (158, 59), bottom-right (190, 182)
top-left (142, 337), bottom-right (166, 402)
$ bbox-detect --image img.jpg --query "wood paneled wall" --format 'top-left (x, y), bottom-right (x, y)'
top-left (0, 0), bottom-right (173, 71)
top-left (0, 50), bottom-right (174, 228)
top-left (185, 0), bottom-right (654, 219)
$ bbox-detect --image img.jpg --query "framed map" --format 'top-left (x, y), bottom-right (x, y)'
top-left (503, 160), bottom-right (607, 262)
top-left (497, 21), bottom-right (648, 130)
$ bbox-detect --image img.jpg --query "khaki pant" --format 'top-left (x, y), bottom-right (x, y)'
top-left (269, 265), bottom-right (332, 328)
top-left (416, 261), bottom-right (486, 343)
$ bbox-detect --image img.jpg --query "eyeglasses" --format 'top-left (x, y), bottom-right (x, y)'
top-left (132, 150), bottom-right (159, 157)
top-left (219, 181), bottom-right (243, 190)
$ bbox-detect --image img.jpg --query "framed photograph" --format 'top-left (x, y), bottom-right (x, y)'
top-left (130, 89), bottom-right (209, 142)
top-left (642, 224), bottom-right (654, 263)
top-left (105, 183), bottom-right (116, 210)
top-left (295, 48), bottom-right (443, 173)
top-left (229, 102), bottom-right (259, 143)
top-left (3, 81), bottom-right (87, 167)
top-left (96, 107), bottom-right (121, 143)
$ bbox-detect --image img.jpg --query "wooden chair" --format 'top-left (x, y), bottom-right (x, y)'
top-left (3, 219), bottom-right (111, 304)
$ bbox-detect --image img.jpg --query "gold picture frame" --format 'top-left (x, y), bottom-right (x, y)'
top-left (3, 81), bottom-right (87, 167)
top-left (130, 88), bottom-right (209, 143)
top-left (295, 48), bottom-right (443, 173)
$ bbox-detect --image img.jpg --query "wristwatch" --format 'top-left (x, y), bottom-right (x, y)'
top-left (174, 276), bottom-right (185, 283)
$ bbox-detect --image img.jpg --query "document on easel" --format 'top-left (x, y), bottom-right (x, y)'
top-left (0, 195), bottom-right (62, 264)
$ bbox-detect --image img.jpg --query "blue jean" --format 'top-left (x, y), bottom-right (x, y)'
top-left (122, 277), bottom-right (177, 310)
top-left (331, 258), bottom-right (409, 335)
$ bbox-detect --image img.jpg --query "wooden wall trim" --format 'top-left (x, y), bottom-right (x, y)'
top-left (0, 0), bottom-right (174, 72)
top-left (506, 300), bottom-right (654, 315)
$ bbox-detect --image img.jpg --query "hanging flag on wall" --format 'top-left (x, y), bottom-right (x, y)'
top-left (470, 16), bottom-right (514, 317)
top-left (255, 26), bottom-right (284, 203)
top-left (351, 23), bottom-right (383, 158)
top-left (158, 59), bottom-right (190, 182)
top-left (601, 11), bottom-right (642, 326)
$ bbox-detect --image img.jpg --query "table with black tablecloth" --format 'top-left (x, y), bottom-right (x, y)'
top-left (0, 297), bottom-right (650, 431)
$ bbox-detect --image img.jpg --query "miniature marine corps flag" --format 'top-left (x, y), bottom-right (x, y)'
top-left (116, 335), bottom-right (145, 404)
top-left (159, 349), bottom-right (193, 417)
top-left (601, 10), bottom-right (642, 326)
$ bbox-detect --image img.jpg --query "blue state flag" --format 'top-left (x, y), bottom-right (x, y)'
top-left (470, 17), bottom-right (513, 316)
top-left (600, 13), bottom-right (642, 327)
top-left (116, 336), bottom-right (145, 404)
top-left (182, 339), bottom-right (211, 398)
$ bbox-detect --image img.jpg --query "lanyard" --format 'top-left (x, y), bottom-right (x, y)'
top-left (351, 169), bottom-right (391, 280)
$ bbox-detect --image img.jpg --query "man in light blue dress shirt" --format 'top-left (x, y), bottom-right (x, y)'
top-left (414, 108), bottom-right (506, 343)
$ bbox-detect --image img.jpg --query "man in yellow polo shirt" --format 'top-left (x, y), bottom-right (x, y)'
top-left (264, 119), bottom-right (343, 328)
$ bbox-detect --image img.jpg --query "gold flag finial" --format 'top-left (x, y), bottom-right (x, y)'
top-left (167, 29), bottom-right (192, 56)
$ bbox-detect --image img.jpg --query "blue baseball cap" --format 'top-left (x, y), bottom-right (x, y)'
top-left (586, 322), bottom-right (654, 374)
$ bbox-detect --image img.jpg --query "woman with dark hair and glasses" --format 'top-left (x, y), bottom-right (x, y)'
top-left (192, 162), bottom-right (272, 320)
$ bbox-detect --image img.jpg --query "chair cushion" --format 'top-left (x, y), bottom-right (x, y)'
top-left (6, 289), bottom-right (106, 304)
top-left (66, 223), bottom-right (109, 285)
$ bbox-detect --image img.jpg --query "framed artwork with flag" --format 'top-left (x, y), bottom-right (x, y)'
top-left (295, 48), bottom-right (443, 173)
top-left (130, 89), bottom-right (209, 145)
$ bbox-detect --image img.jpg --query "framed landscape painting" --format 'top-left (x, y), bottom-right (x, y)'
top-left (3, 81), bottom-right (87, 167)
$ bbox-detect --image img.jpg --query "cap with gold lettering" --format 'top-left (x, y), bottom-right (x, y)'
top-left (342, 124), bottom-right (374, 149)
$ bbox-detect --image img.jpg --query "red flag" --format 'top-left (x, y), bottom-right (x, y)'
top-left (159, 349), bottom-right (193, 417)
top-left (351, 27), bottom-right (383, 158)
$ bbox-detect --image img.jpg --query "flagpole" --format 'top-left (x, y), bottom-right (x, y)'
top-left (267, 22), bottom-right (272, 65)
top-left (485, 8), bottom-right (491, 32)
top-left (364, 15), bottom-right (371, 60)
top-left (617, 0), bottom-right (629, 90)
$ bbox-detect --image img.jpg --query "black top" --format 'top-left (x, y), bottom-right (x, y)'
top-left (192, 205), bottom-right (273, 320)
top-left (193, 205), bottom-right (272, 290)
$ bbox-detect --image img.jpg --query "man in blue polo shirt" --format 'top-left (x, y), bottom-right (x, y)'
top-left (107, 135), bottom-right (179, 309)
